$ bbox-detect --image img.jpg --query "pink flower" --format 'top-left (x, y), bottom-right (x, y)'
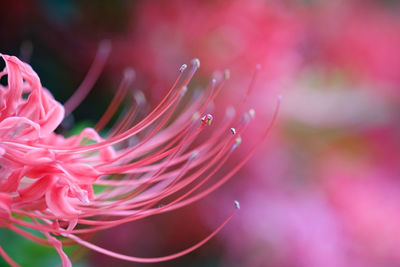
top-left (0, 51), bottom-right (279, 266)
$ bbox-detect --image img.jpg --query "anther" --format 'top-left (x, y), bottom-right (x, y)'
top-left (224, 69), bottom-right (230, 80)
top-left (191, 58), bottom-right (200, 68)
top-left (179, 64), bottom-right (188, 72)
top-left (232, 135), bottom-right (242, 151)
top-left (235, 136), bottom-right (242, 146)
top-left (124, 68), bottom-right (136, 82)
top-left (234, 200), bottom-right (240, 210)
top-left (134, 90), bottom-right (146, 106)
top-left (201, 114), bottom-right (213, 126)
top-left (249, 109), bottom-right (255, 119)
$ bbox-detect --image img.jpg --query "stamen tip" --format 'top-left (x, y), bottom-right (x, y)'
top-left (249, 109), bottom-right (255, 119)
top-left (191, 58), bottom-right (201, 68)
top-left (179, 64), bottom-right (188, 72)
top-left (234, 200), bottom-right (240, 210)
top-left (256, 64), bottom-right (261, 70)
top-left (124, 67), bottom-right (136, 81)
top-left (232, 136), bottom-right (242, 151)
top-left (235, 136), bottom-right (242, 145)
top-left (224, 69), bottom-right (231, 80)
top-left (134, 90), bottom-right (146, 105)
top-left (277, 95), bottom-right (283, 100)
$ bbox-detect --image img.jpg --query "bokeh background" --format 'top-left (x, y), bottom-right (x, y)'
top-left (1, 0), bottom-right (400, 266)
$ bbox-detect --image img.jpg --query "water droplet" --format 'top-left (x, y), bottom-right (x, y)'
top-left (201, 114), bottom-right (213, 126)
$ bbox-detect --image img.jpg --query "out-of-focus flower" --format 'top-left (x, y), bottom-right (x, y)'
top-left (301, 1), bottom-right (400, 96)
top-left (281, 75), bottom-right (392, 129)
top-left (111, 0), bottom-right (303, 105)
top-left (225, 189), bottom-right (347, 267)
top-left (319, 124), bottom-right (400, 267)
top-left (0, 52), bottom-right (280, 266)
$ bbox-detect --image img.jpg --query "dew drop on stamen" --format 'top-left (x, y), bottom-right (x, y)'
top-left (230, 128), bottom-right (236, 135)
top-left (201, 114), bottom-right (213, 126)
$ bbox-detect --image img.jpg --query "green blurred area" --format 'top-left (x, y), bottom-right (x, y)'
top-left (0, 228), bottom-right (87, 267)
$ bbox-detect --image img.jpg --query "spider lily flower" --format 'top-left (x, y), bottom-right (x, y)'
top-left (0, 51), bottom-right (280, 266)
